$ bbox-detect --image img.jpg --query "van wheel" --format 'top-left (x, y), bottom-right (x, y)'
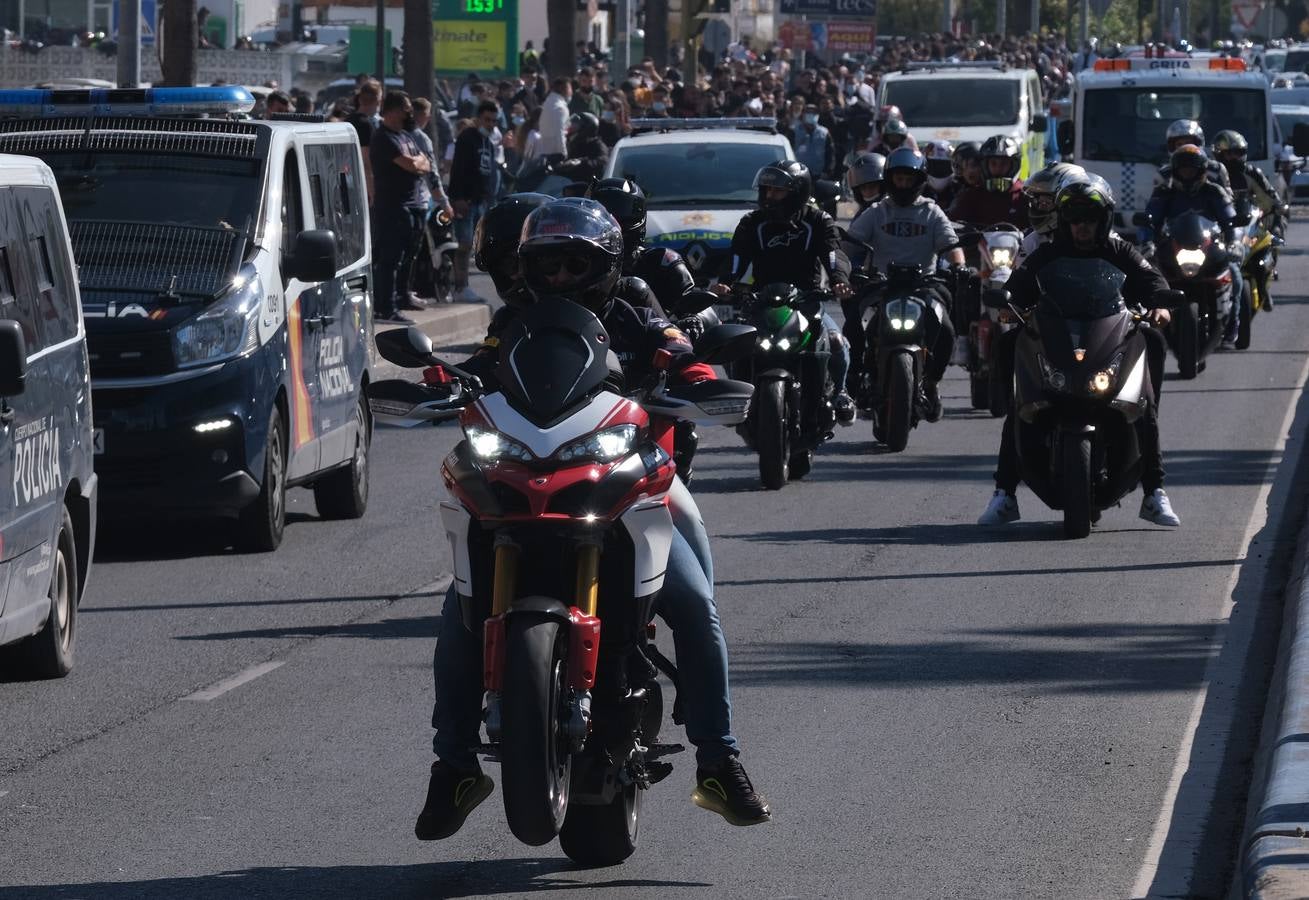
top-left (238, 407), bottom-right (287, 552)
top-left (9, 507), bottom-right (78, 679)
top-left (314, 395), bottom-right (371, 520)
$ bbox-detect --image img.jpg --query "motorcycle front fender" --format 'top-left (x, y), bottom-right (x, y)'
top-left (621, 496), bottom-right (674, 597)
top-left (440, 499), bottom-right (474, 599)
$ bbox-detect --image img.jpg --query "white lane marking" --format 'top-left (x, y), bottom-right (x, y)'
top-left (1130, 348), bottom-right (1309, 899)
top-left (183, 661), bottom-right (286, 702)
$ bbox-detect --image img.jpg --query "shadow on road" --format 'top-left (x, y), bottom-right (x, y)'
top-left (176, 614), bottom-right (439, 643)
top-left (91, 510), bottom-right (322, 563)
top-left (0, 859), bottom-right (712, 899)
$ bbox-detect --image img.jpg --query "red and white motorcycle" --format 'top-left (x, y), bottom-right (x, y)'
top-left (368, 298), bottom-right (753, 865)
top-left (965, 223), bottom-right (1024, 417)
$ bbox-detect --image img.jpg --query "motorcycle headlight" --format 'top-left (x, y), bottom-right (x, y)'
top-left (1175, 248), bottom-right (1206, 277)
top-left (776, 337), bottom-right (792, 350)
top-left (1087, 352), bottom-right (1124, 394)
top-left (173, 268), bottom-right (261, 368)
top-left (989, 247), bottom-right (1015, 269)
top-left (886, 299), bottom-right (923, 331)
top-left (464, 425), bottom-right (535, 463)
top-left (556, 424), bottom-right (638, 463)
top-left (758, 336), bottom-right (772, 350)
top-left (1038, 354), bottom-right (1067, 391)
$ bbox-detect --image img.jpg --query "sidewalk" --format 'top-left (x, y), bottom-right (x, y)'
top-left (372, 273), bottom-right (499, 352)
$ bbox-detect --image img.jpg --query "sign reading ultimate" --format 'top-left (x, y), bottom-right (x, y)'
top-left (433, 0), bottom-right (519, 77)
top-left (779, 0), bottom-right (876, 16)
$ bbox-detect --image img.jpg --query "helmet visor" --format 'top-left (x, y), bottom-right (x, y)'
top-left (753, 167), bottom-right (797, 191)
top-left (1060, 202), bottom-right (1103, 225)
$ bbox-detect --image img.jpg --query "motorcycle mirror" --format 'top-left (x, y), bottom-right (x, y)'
top-left (1130, 212), bottom-right (1151, 227)
top-left (376, 326), bottom-right (437, 368)
top-left (680, 288), bottom-right (719, 315)
top-left (982, 288), bottom-right (1011, 310)
top-left (1151, 289), bottom-right (1187, 310)
top-left (695, 323), bottom-right (757, 364)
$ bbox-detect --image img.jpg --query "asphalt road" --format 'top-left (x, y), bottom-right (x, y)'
top-left (4, 241), bottom-right (1309, 900)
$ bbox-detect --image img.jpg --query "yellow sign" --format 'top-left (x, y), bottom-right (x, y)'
top-left (434, 20), bottom-right (506, 73)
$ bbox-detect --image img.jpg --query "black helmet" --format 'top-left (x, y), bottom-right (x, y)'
top-left (952, 140), bottom-right (982, 179)
top-left (473, 192), bottom-right (553, 308)
top-left (587, 177), bottom-right (647, 254)
top-left (979, 134), bottom-right (1021, 192)
top-left (753, 159), bottom-right (812, 220)
top-left (569, 111), bottom-right (599, 141)
top-left (1212, 129), bottom-right (1249, 176)
top-left (884, 147), bottom-right (926, 206)
top-left (1169, 144), bottom-right (1209, 191)
top-left (847, 152), bottom-right (886, 209)
top-left (519, 198), bottom-right (625, 314)
top-left (1055, 174), bottom-right (1115, 245)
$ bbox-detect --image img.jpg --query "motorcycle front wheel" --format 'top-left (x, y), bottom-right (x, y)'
top-left (1174, 302), bottom-right (1200, 380)
top-left (1237, 282), bottom-right (1253, 350)
top-left (559, 781), bottom-right (641, 865)
top-left (882, 353), bottom-right (915, 453)
top-left (500, 614), bottom-right (571, 846)
top-left (1062, 435), bottom-right (1094, 539)
top-left (757, 379), bottom-right (789, 490)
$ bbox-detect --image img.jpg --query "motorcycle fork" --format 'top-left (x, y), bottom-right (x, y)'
top-left (482, 538), bottom-right (519, 741)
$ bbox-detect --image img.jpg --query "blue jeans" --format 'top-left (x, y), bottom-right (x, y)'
top-left (452, 199), bottom-right (489, 247)
top-left (432, 491), bottom-right (737, 770)
top-left (822, 311), bottom-right (850, 393)
top-left (1227, 262), bottom-right (1245, 340)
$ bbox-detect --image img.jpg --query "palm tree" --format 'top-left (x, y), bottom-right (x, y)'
top-left (547, 0), bottom-right (576, 78)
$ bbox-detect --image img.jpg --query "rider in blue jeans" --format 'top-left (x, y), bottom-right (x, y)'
top-left (415, 196), bottom-right (771, 841)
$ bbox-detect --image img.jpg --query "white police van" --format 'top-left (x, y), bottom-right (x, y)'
top-left (1060, 56), bottom-right (1275, 231)
top-left (0, 154), bottom-right (97, 678)
top-left (605, 118), bottom-right (794, 285)
top-left (0, 87), bottom-right (373, 551)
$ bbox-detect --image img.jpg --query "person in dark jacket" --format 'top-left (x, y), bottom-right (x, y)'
top-left (979, 176), bottom-right (1181, 528)
top-left (948, 134), bottom-right (1028, 228)
top-left (369, 90), bottom-right (432, 322)
top-left (448, 100), bottom-right (502, 302)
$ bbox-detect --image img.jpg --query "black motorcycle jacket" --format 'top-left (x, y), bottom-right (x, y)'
top-left (461, 296), bottom-right (709, 387)
top-left (617, 275), bottom-right (666, 318)
top-left (1008, 235), bottom-right (1170, 312)
top-left (632, 246), bottom-right (698, 314)
top-left (1156, 158), bottom-right (1232, 191)
top-left (724, 204), bottom-right (848, 291)
top-left (1227, 162), bottom-right (1286, 235)
top-left (1145, 180), bottom-right (1239, 240)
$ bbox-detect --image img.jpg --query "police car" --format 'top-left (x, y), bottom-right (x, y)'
top-left (604, 118), bottom-right (794, 284)
top-left (0, 154), bottom-right (97, 678)
top-left (879, 61), bottom-right (1048, 179)
top-left (1060, 55), bottom-right (1275, 230)
top-left (0, 87), bottom-right (373, 551)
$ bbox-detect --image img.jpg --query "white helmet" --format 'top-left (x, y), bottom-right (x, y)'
top-left (922, 140), bottom-right (954, 192)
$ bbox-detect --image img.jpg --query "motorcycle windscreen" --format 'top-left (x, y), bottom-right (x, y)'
top-left (1164, 211), bottom-right (1219, 250)
top-left (1034, 257), bottom-right (1127, 320)
top-left (495, 297), bottom-right (617, 425)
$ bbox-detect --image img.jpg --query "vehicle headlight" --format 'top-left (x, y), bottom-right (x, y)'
top-left (990, 247), bottom-right (1015, 269)
top-left (464, 425), bottom-right (535, 463)
top-left (1175, 248), bottom-right (1206, 277)
top-left (556, 424), bottom-right (638, 463)
top-left (1038, 354), bottom-right (1067, 391)
top-left (173, 268), bottom-right (261, 368)
top-left (776, 337), bottom-right (791, 350)
top-left (758, 336), bottom-right (772, 350)
top-left (886, 299), bottom-right (923, 331)
top-left (1088, 352), bottom-right (1124, 394)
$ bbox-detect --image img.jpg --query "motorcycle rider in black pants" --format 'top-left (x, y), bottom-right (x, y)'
top-left (416, 196), bottom-right (771, 841)
top-left (978, 177), bottom-right (1182, 528)
top-left (712, 159), bottom-right (856, 423)
top-left (1213, 129), bottom-right (1285, 311)
top-left (845, 147), bottom-right (965, 421)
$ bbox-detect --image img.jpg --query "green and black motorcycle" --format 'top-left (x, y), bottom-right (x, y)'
top-left (727, 282), bottom-right (839, 489)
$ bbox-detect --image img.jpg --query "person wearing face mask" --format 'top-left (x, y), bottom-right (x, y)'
top-left (570, 65), bottom-right (605, 118)
top-left (646, 85), bottom-right (672, 117)
top-left (791, 103), bottom-right (835, 179)
top-left (369, 91), bottom-right (433, 323)
top-left (449, 100), bottom-right (503, 303)
top-left (598, 100), bottom-right (625, 146)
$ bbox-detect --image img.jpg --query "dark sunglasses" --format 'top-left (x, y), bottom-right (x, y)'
top-left (1060, 205), bottom-right (1101, 224)
top-left (534, 255), bottom-right (591, 277)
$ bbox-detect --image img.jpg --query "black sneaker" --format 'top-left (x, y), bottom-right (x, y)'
top-left (923, 380), bottom-right (944, 423)
top-left (692, 756), bottom-right (771, 826)
top-left (415, 761), bottom-right (494, 841)
top-left (833, 391), bottom-right (856, 425)
top-left (375, 310), bottom-right (415, 325)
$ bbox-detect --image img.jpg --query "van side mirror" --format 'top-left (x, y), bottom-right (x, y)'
top-left (0, 320), bottom-right (28, 397)
top-left (1030, 113), bottom-right (1048, 133)
top-left (1057, 119), bottom-right (1074, 155)
top-left (1293, 123), bottom-right (1309, 158)
top-left (286, 229), bottom-right (338, 283)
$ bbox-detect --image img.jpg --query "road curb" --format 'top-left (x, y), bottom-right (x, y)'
top-left (1244, 458), bottom-right (1309, 896)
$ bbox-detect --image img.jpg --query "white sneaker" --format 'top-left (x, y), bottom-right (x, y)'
top-left (978, 489), bottom-right (1020, 525)
top-left (456, 286), bottom-right (485, 303)
top-left (951, 335), bottom-right (970, 367)
top-left (1140, 488), bottom-right (1181, 526)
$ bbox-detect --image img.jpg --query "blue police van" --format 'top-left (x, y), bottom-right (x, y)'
top-left (0, 87), bottom-right (374, 551)
top-left (0, 154), bottom-right (97, 678)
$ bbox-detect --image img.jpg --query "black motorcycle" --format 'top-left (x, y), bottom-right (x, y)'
top-left (1151, 210), bottom-right (1236, 379)
top-left (854, 263), bottom-right (951, 453)
top-left (728, 282), bottom-right (839, 489)
top-left (996, 258), bottom-right (1176, 538)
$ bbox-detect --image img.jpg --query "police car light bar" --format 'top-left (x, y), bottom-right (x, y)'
top-left (900, 60), bottom-right (1008, 73)
top-left (1092, 57), bottom-right (1246, 72)
top-left (630, 117), bottom-right (776, 132)
top-left (0, 86), bottom-right (255, 118)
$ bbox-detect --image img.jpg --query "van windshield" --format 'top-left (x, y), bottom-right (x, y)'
top-left (1082, 87), bottom-right (1268, 163)
top-left (43, 152), bottom-right (262, 298)
top-left (882, 79), bottom-right (1020, 127)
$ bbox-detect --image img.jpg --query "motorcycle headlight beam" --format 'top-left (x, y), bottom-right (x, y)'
top-left (464, 425), bottom-right (535, 463)
top-left (556, 424), bottom-right (639, 463)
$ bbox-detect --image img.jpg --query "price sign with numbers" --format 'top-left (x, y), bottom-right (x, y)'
top-left (433, 0), bottom-right (517, 76)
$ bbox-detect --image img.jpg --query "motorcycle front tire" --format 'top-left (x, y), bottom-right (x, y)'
top-left (500, 614), bottom-right (571, 846)
top-left (883, 353), bottom-right (914, 453)
top-left (757, 379), bottom-right (789, 490)
top-left (559, 782), bottom-right (641, 865)
top-left (1237, 281), bottom-right (1253, 350)
top-left (1062, 435), bottom-right (1094, 540)
top-left (1174, 302), bottom-right (1200, 380)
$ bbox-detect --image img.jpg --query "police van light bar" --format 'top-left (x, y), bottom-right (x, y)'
top-left (0, 86), bottom-right (255, 118)
top-left (1092, 57), bottom-right (1246, 72)
top-left (630, 117), bottom-right (776, 131)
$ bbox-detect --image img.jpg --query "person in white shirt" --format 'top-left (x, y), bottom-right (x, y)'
top-left (538, 77), bottom-right (572, 161)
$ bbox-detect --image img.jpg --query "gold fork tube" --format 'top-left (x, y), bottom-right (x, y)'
top-left (492, 543), bottom-right (519, 616)
top-left (575, 544), bottom-right (601, 618)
